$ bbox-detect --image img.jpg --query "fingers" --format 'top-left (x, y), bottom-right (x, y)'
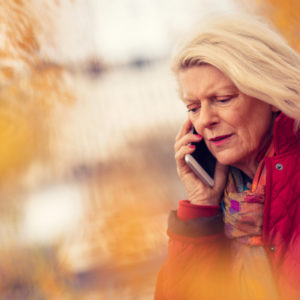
top-left (174, 132), bottom-right (202, 152)
top-left (174, 119), bottom-right (202, 175)
top-left (174, 120), bottom-right (229, 206)
top-left (175, 118), bottom-right (193, 142)
top-left (175, 144), bottom-right (195, 166)
top-left (174, 133), bottom-right (202, 170)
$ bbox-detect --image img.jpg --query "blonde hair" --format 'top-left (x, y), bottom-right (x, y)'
top-left (171, 14), bottom-right (300, 128)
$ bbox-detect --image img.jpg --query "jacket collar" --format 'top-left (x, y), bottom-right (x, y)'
top-left (273, 113), bottom-right (300, 155)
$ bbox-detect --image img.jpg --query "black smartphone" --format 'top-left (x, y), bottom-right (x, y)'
top-left (184, 129), bottom-right (216, 187)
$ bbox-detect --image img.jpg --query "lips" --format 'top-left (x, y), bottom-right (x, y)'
top-left (209, 134), bottom-right (233, 142)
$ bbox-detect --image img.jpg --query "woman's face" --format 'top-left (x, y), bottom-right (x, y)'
top-left (178, 65), bottom-right (277, 173)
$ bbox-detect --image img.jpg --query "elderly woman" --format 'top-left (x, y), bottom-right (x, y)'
top-left (155, 15), bottom-right (300, 300)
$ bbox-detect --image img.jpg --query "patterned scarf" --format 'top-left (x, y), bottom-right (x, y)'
top-left (223, 142), bottom-right (274, 246)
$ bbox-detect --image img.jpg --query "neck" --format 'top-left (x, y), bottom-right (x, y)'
top-left (234, 161), bottom-right (258, 179)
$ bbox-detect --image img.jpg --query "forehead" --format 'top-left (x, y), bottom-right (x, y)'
top-left (178, 65), bottom-right (237, 101)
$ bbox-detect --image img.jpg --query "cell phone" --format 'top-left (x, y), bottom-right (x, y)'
top-left (184, 129), bottom-right (216, 187)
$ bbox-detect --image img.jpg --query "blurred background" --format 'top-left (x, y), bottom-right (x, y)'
top-left (1, 0), bottom-right (299, 299)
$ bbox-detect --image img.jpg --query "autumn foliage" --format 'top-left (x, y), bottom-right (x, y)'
top-left (0, 1), bottom-right (75, 298)
top-left (255, 0), bottom-right (300, 52)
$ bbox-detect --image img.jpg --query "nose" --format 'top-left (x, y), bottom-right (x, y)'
top-left (193, 103), bottom-right (218, 134)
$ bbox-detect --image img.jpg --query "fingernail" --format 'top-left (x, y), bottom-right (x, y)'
top-left (195, 134), bottom-right (202, 138)
top-left (189, 145), bottom-right (196, 149)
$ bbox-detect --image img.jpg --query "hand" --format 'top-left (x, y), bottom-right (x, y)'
top-left (174, 119), bottom-right (228, 206)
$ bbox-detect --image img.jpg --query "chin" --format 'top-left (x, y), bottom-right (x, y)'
top-left (215, 153), bottom-right (241, 167)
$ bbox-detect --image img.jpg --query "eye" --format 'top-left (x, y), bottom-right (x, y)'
top-left (219, 98), bottom-right (231, 103)
top-left (187, 105), bottom-right (200, 113)
top-left (215, 94), bottom-right (237, 103)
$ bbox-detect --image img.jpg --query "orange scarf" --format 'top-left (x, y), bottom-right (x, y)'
top-left (224, 142), bottom-right (274, 246)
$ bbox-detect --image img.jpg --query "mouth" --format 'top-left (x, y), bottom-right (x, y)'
top-left (209, 134), bottom-right (233, 146)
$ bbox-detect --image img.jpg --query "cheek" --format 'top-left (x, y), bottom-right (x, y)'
top-left (238, 118), bottom-right (272, 149)
top-left (228, 116), bottom-right (252, 142)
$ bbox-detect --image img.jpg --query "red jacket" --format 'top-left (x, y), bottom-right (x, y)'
top-left (155, 114), bottom-right (300, 300)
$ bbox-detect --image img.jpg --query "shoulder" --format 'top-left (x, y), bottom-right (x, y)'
top-left (273, 113), bottom-right (300, 155)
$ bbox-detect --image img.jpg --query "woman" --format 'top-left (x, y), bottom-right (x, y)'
top-left (155, 14), bottom-right (300, 300)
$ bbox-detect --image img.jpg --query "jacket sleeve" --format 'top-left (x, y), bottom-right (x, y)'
top-left (155, 200), bottom-right (234, 300)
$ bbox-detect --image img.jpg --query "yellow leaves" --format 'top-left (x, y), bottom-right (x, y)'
top-left (102, 204), bottom-right (156, 264)
top-left (0, 1), bottom-right (75, 184)
top-left (31, 64), bottom-right (75, 110)
top-left (0, 106), bottom-right (33, 177)
top-left (83, 144), bottom-right (172, 267)
top-left (0, 2), bottom-right (39, 62)
top-left (0, 87), bottom-right (44, 184)
top-left (255, 0), bottom-right (300, 52)
top-left (0, 1), bottom-right (76, 297)
top-left (1, 67), bottom-right (14, 80)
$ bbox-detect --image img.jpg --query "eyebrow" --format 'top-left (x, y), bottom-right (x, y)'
top-left (182, 84), bottom-right (238, 103)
